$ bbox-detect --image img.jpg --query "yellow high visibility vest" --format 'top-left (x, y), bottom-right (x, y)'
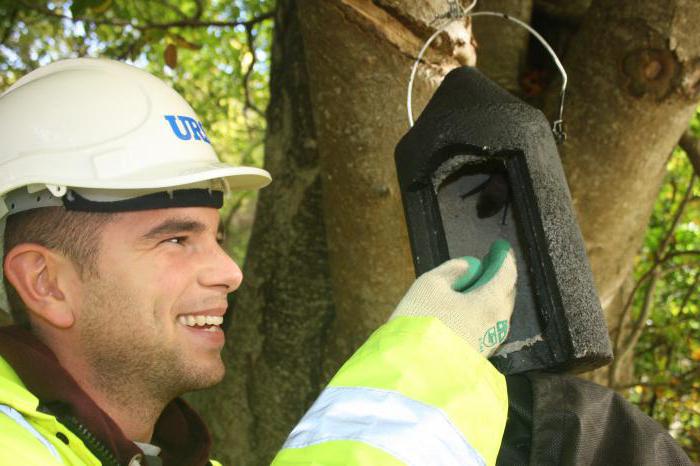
top-left (0, 356), bottom-right (222, 466)
top-left (1, 316), bottom-right (507, 465)
top-left (273, 316), bottom-right (508, 466)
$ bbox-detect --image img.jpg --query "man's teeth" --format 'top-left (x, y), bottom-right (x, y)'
top-left (178, 315), bottom-right (224, 327)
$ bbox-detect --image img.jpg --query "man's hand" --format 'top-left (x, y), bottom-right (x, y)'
top-left (391, 239), bottom-right (517, 356)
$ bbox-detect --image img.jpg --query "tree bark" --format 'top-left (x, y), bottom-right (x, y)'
top-left (551, 0), bottom-right (700, 384)
top-left (191, 0), bottom-right (700, 462)
top-left (296, 0), bottom-right (475, 381)
top-left (186, 1), bottom-right (335, 464)
top-left (534, 0), bottom-right (592, 22)
top-left (189, 2), bottom-right (475, 464)
top-left (473, 0), bottom-right (533, 92)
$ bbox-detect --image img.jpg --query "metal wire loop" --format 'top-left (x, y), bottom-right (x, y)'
top-left (407, 8), bottom-right (568, 144)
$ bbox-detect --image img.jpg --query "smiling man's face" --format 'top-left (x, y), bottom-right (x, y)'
top-left (73, 206), bottom-right (241, 401)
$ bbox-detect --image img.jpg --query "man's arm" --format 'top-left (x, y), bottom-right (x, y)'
top-left (273, 240), bottom-right (516, 466)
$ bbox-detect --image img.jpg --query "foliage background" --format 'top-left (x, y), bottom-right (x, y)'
top-left (0, 0), bottom-right (697, 460)
top-left (623, 135), bottom-right (700, 453)
top-left (0, 0), bottom-right (273, 260)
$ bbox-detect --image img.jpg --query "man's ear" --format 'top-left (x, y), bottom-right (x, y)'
top-left (3, 244), bottom-right (76, 329)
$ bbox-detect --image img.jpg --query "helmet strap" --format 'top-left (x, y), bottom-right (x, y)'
top-left (62, 188), bottom-right (223, 213)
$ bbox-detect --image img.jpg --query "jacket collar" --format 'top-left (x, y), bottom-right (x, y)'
top-left (0, 325), bottom-right (212, 466)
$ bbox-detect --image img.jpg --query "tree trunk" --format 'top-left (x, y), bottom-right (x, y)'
top-left (186, 2), bottom-right (335, 464)
top-left (551, 0), bottom-right (700, 384)
top-left (534, 0), bottom-right (592, 21)
top-left (473, 0), bottom-right (533, 92)
top-left (296, 0), bottom-right (476, 381)
top-left (189, 0), bottom-right (700, 463)
top-left (189, 1), bottom-right (474, 464)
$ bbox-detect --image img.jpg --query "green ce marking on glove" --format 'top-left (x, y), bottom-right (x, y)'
top-left (453, 239), bottom-right (513, 354)
top-left (479, 320), bottom-right (509, 353)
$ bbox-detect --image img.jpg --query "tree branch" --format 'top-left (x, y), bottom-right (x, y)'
top-left (0, 7), bottom-right (18, 45)
top-left (680, 129), bottom-right (700, 178)
top-left (224, 195), bottom-right (247, 235)
top-left (611, 253), bottom-right (691, 367)
top-left (614, 150), bottom-right (698, 336)
top-left (663, 249), bottom-right (700, 261)
top-left (242, 24), bottom-right (264, 117)
top-left (131, 0), bottom-right (150, 24)
top-left (17, 1), bottom-right (273, 32)
top-left (116, 36), bottom-right (144, 61)
top-left (677, 271), bottom-right (699, 315)
top-left (655, 177), bottom-right (696, 262)
top-left (337, 0), bottom-right (464, 67)
top-left (613, 258), bottom-right (698, 345)
top-left (609, 172), bottom-right (696, 385)
top-left (665, 177), bottom-right (678, 217)
top-left (193, 0), bottom-right (204, 20)
top-left (147, 0), bottom-right (189, 20)
top-left (613, 365), bottom-right (700, 390)
top-left (614, 268), bottom-right (659, 365)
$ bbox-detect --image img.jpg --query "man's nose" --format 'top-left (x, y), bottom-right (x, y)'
top-left (199, 244), bottom-right (243, 293)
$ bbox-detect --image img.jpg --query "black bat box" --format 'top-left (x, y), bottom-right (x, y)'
top-left (395, 67), bottom-right (612, 373)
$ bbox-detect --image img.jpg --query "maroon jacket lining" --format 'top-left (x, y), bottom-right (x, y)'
top-left (0, 325), bottom-right (212, 466)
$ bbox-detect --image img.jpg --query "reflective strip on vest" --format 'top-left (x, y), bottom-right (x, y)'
top-left (282, 386), bottom-right (486, 466)
top-left (0, 404), bottom-right (64, 464)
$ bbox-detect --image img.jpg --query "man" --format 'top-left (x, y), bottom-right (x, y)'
top-left (0, 58), bottom-right (515, 465)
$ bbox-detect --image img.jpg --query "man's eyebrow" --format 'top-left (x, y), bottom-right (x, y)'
top-left (141, 218), bottom-right (208, 240)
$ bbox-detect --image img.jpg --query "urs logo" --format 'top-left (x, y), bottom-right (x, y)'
top-left (164, 115), bottom-right (211, 144)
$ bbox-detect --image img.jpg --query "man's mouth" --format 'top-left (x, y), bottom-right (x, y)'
top-left (177, 314), bottom-right (224, 332)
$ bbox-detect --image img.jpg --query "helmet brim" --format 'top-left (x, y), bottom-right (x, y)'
top-left (4, 160), bottom-right (272, 196)
top-left (94, 160), bottom-right (273, 192)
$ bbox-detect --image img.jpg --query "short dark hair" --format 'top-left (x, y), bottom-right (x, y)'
top-left (2, 207), bottom-right (116, 325)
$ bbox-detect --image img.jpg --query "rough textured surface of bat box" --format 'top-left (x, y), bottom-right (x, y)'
top-left (395, 66), bottom-right (612, 373)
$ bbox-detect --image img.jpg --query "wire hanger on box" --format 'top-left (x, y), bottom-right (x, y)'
top-left (407, 0), bottom-right (568, 143)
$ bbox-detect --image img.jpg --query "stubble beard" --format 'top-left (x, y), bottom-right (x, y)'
top-left (77, 276), bottom-right (225, 412)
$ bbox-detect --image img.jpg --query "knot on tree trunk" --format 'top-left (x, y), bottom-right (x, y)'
top-left (622, 48), bottom-right (679, 100)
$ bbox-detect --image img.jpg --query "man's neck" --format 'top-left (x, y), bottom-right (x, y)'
top-left (43, 330), bottom-right (167, 443)
top-left (76, 377), bottom-right (164, 442)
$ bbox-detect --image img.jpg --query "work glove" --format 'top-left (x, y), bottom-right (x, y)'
top-left (391, 239), bottom-right (517, 357)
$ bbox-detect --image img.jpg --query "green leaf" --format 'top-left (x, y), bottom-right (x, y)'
top-left (70, 0), bottom-right (104, 18)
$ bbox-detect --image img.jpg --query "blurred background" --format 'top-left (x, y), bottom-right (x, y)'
top-left (0, 1), bottom-right (697, 463)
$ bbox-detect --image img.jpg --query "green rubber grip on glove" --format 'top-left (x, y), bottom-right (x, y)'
top-left (452, 239), bottom-right (512, 293)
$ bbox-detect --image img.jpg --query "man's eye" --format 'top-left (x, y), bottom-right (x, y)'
top-left (164, 236), bottom-right (187, 245)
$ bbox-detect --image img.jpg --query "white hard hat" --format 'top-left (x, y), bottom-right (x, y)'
top-left (0, 57), bottom-right (271, 218)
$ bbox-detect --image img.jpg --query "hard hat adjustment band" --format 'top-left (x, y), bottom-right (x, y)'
top-left (45, 184), bottom-right (68, 197)
top-left (2, 187), bottom-right (64, 217)
top-left (62, 188), bottom-right (223, 213)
